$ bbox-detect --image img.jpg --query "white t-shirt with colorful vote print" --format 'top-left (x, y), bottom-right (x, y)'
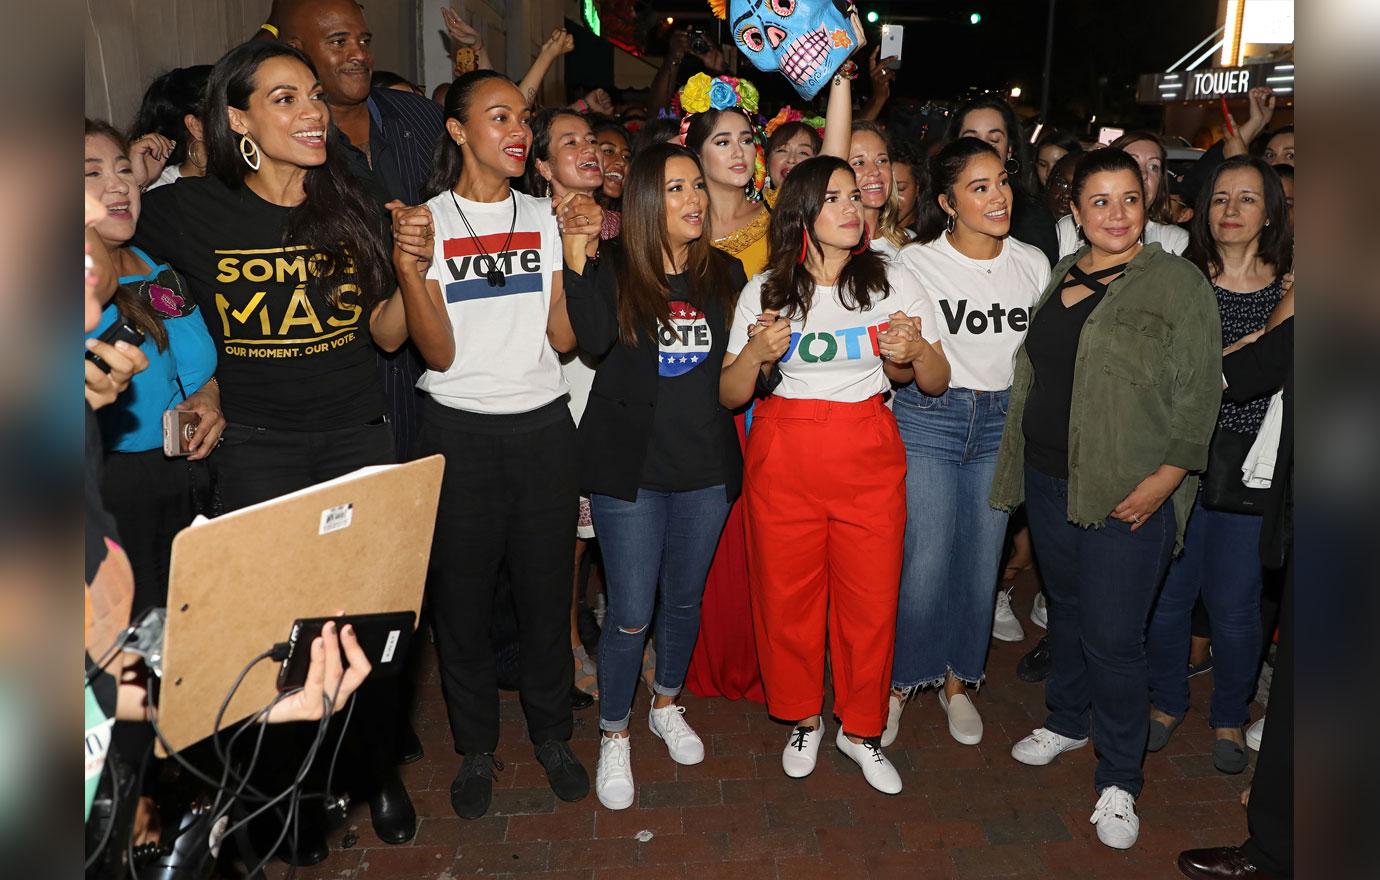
top-left (421, 189), bottom-right (569, 414)
top-left (728, 263), bottom-right (939, 403)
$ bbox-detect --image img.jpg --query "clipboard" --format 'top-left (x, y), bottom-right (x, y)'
top-left (154, 454), bottom-right (444, 756)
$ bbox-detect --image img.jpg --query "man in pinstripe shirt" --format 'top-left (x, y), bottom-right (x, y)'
top-left (278, 0), bottom-right (447, 466)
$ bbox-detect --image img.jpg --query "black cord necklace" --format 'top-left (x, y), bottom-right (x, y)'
top-left (449, 188), bottom-right (517, 287)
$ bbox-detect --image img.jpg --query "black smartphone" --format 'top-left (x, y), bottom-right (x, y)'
top-left (85, 319), bottom-right (146, 373)
top-left (276, 611), bottom-right (416, 692)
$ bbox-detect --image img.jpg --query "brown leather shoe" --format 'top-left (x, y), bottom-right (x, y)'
top-left (1177, 846), bottom-right (1278, 879)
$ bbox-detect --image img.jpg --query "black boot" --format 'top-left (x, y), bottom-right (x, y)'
top-left (368, 763), bottom-right (417, 844)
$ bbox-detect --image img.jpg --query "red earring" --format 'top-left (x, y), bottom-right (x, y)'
top-left (851, 223), bottom-right (871, 255)
top-left (798, 228), bottom-right (810, 265)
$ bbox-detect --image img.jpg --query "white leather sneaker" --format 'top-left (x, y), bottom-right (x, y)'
top-left (835, 729), bottom-right (902, 794)
top-left (781, 719), bottom-right (825, 778)
top-left (1246, 716), bottom-right (1265, 751)
top-left (938, 691), bottom-right (983, 745)
top-left (1089, 785), bottom-right (1139, 849)
top-left (993, 587), bottom-right (1025, 642)
top-left (595, 735), bottom-right (635, 810)
top-left (1030, 592), bottom-right (1048, 630)
top-left (1011, 727), bottom-right (1089, 766)
top-left (648, 704), bottom-right (705, 765)
top-left (880, 689), bottom-right (914, 748)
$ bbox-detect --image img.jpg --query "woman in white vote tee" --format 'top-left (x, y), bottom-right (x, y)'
top-left (886, 139), bottom-right (1052, 754)
top-left (389, 70), bottom-right (604, 815)
top-left (721, 156), bottom-right (948, 796)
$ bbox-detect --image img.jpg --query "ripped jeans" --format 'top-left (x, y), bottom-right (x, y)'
top-left (590, 486), bottom-right (732, 732)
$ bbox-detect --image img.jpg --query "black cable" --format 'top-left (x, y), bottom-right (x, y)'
top-left (242, 694), bottom-right (335, 878)
top-left (83, 745), bottom-right (121, 871)
top-left (85, 624), bottom-right (137, 686)
top-left (321, 691), bottom-right (358, 817)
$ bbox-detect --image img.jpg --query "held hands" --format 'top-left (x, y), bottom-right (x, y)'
top-left (84, 338), bottom-right (149, 410)
top-left (555, 192), bottom-right (603, 240)
top-left (175, 381), bottom-right (225, 460)
top-left (744, 310), bottom-right (792, 365)
top-left (388, 200), bottom-right (434, 278)
top-left (876, 312), bottom-right (927, 364)
top-left (129, 133), bottom-right (175, 188)
top-left (1111, 465), bottom-right (1186, 532)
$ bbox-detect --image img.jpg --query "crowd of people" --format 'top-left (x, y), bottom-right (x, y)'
top-left (84, 2), bottom-right (1295, 878)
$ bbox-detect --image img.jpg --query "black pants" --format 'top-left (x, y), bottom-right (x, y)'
top-left (100, 450), bottom-right (208, 614)
top-left (214, 416), bottom-right (401, 774)
top-left (1242, 554), bottom-right (1292, 877)
top-left (417, 396), bottom-right (577, 755)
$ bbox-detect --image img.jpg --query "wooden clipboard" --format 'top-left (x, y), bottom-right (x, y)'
top-left (155, 454), bottom-right (444, 756)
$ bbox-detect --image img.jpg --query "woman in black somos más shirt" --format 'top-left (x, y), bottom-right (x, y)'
top-left (1144, 156), bottom-right (1292, 774)
top-left (133, 40), bottom-right (428, 862)
top-left (563, 143), bottom-right (745, 811)
top-left (133, 41), bottom-right (420, 512)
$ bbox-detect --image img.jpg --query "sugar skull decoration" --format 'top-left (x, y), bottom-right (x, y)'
top-left (711, 0), bottom-right (865, 100)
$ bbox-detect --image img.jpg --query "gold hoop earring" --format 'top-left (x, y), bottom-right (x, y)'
top-left (239, 134), bottom-right (261, 171)
top-left (946, 212), bottom-right (956, 234)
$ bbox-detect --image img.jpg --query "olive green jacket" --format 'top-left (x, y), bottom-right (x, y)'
top-left (988, 243), bottom-right (1223, 550)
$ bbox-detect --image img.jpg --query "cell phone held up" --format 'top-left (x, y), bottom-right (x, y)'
top-left (85, 320), bottom-right (145, 373)
top-left (162, 409), bottom-right (201, 457)
top-left (880, 24), bottom-right (904, 70)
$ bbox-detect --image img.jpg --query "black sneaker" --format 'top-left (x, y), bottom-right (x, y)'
top-left (450, 753), bottom-right (502, 819)
top-left (1016, 636), bottom-right (1053, 683)
top-left (535, 740), bottom-right (589, 802)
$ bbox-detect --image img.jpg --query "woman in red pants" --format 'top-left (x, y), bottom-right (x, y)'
top-left (720, 156), bottom-right (949, 794)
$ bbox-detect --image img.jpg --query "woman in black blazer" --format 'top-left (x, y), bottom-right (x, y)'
top-left (561, 143), bottom-right (746, 811)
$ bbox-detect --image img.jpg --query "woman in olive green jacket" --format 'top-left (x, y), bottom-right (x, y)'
top-left (990, 149), bottom-right (1221, 851)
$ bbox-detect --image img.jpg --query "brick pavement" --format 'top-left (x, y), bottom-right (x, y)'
top-left (264, 573), bottom-right (1257, 880)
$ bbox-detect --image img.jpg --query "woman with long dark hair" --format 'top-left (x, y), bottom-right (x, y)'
top-left (1033, 128), bottom-right (1083, 189)
top-left (990, 149), bottom-right (1222, 849)
top-left (129, 65), bottom-right (213, 190)
top-left (947, 96), bottom-right (1058, 263)
top-left (885, 138), bottom-right (1050, 749)
top-left (1055, 132), bottom-right (1187, 258)
top-left (723, 155), bottom-right (948, 795)
top-left (563, 143), bottom-right (745, 810)
top-left (389, 68), bottom-right (593, 821)
top-left (1145, 156), bottom-right (1291, 774)
top-left (683, 102), bottom-right (770, 276)
top-left (132, 37), bottom-right (426, 861)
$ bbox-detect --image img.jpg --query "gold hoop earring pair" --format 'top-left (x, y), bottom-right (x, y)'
top-left (239, 134), bottom-right (261, 171)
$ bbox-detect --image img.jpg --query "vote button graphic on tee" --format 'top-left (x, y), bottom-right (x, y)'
top-left (658, 301), bottom-right (711, 377)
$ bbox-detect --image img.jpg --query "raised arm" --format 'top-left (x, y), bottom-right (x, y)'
top-left (821, 73), bottom-right (853, 159)
top-left (518, 29), bottom-right (575, 108)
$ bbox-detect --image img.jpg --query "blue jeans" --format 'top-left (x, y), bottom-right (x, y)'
top-left (1147, 500), bottom-right (1263, 728)
top-left (892, 386), bottom-right (1011, 688)
top-left (1024, 465), bottom-right (1176, 797)
top-left (590, 486), bottom-right (731, 732)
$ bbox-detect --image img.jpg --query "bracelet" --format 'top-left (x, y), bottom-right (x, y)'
top-left (838, 60), bottom-right (860, 81)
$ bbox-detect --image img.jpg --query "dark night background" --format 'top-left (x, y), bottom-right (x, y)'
top-left (621, 0), bottom-right (1218, 133)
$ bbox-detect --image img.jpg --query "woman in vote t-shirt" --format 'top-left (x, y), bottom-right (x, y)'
top-left (721, 156), bottom-right (949, 796)
top-left (886, 139), bottom-right (1051, 754)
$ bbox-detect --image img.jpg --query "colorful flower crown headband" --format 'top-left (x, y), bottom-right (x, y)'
top-left (764, 106), bottom-right (826, 140)
top-left (676, 73), bottom-right (768, 198)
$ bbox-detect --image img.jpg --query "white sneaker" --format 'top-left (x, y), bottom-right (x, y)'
top-left (1089, 785), bottom-right (1140, 849)
top-left (1011, 727), bottom-right (1089, 766)
top-left (880, 689), bottom-right (914, 748)
top-left (1246, 716), bottom-right (1265, 751)
top-left (782, 719), bottom-right (825, 778)
top-left (595, 735), bottom-right (635, 810)
top-left (993, 587), bottom-right (1025, 642)
top-left (835, 729), bottom-right (902, 794)
top-left (648, 704), bottom-right (704, 765)
top-left (1030, 592), bottom-right (1048, 630)
top-left (938, 691), bottom-right (983, 745)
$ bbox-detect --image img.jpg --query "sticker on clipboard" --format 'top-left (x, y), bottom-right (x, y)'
top-left (319, 502), bottom-right (354, 535)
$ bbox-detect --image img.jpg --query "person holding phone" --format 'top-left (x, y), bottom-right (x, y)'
top-left (722, 156), bottom-right (948, 795)
top-left (85, 118), bottom-right (221, 616)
